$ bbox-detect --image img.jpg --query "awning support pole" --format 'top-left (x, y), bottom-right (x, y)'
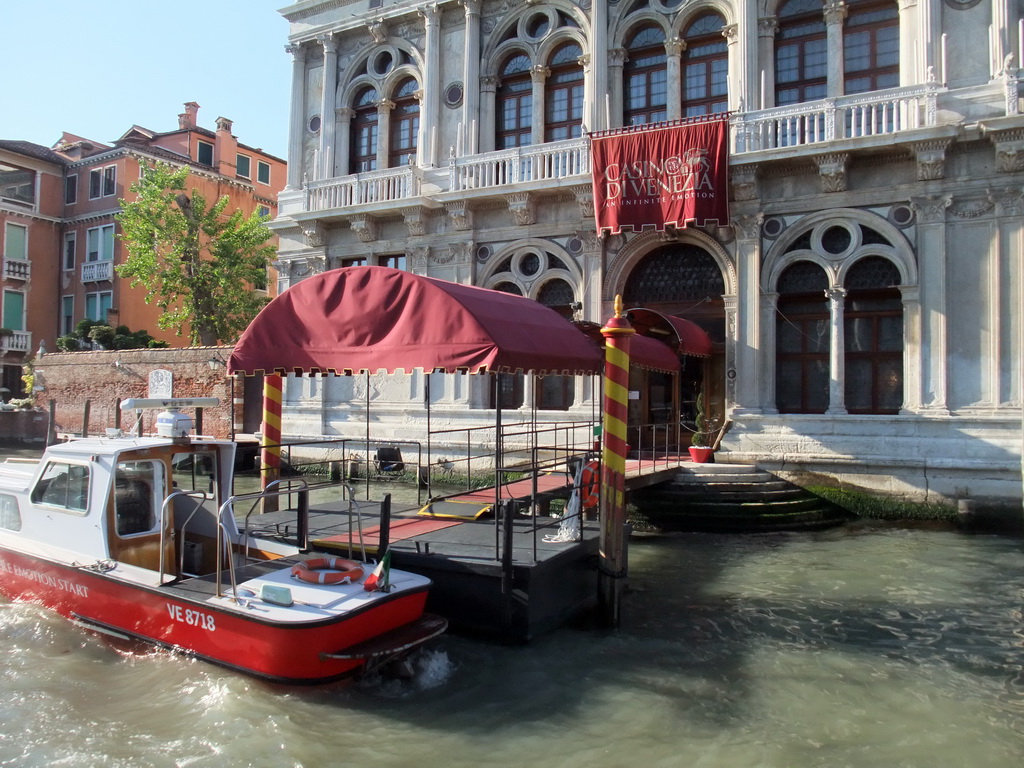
top-left (260, 374), bottom-right (283, 514)
top-left (598, 295), bottom-right (634, 628)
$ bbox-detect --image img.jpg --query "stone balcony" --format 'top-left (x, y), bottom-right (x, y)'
top-left (276, 75), bottom-right (1023, 229)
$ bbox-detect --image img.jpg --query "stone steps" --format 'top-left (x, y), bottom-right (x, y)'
top-left (630, 462), bottom-right (851, 533)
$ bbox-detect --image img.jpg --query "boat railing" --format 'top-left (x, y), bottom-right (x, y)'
top-left (254, 436), bottom-right (426, 505)
top-left (159, 488), bottom-right (212, 584)
top-left (237, 478), bottom-right (368, 564)
top-left (214, 480), bottom-right (315, 600)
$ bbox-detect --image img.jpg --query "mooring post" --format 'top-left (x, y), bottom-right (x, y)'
top-left (598, 295), bottom-right (634, 628)
top-left (261, 374), bottom-right (283, 514)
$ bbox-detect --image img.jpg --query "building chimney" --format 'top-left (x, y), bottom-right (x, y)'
top-left (215, 116), bottom-right (238, 177)
top-left (178, 102), bottom-right (200, 130)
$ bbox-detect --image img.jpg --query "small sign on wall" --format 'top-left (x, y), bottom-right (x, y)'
top-left (148, 370), bottom-right (172, 398)
top-left (628, 390), bottom-right (640, 400)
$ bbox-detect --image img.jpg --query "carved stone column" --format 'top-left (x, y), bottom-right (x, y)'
top-left (318, 34), bottom-right (339, 180)
top-left (758, 17), bottom-right (778, 109)
top-left (286, 43), bottom-right (307, 190)
top-left (420, 3), bottom-right (442, 167)
top-left (336, 107), bottom-right (354, 177)
top-left (824, 1), bottom-right (847, 98)
top-left (590, 0), bottom-right (608, 131)
top-left (376, 99), bottom-right (394, 170)
top-left (479, 75), bottom-right (499, 153)
top-left (530, 66), bottom-right (550, 142)
top-left (608, 48), bottom-right (627, 130)
top-left (825, 287), bottom-right (848, 414)
top-left (732, 213), bottom-right (764, 414)
top-left (723, 23), bottom-right (740, 111)
top-left (461, 0), bottom-right (482, 154)
top-left (761, 291), bottom-right (780, 414)
top-left (910, 194), bottom-right (951, 413)
top-left (665, 38), bottom-right (684, 122)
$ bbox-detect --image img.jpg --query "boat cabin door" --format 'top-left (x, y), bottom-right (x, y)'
top-left (107, 457), bottom-right (174, 578)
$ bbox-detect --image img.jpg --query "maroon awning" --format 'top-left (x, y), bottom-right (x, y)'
top-left (229, 267), bottom-right (604, 376)
top-left (626, 308), bottom-right (713, 358)
top-left (572, 321), bottom-right (680, 373)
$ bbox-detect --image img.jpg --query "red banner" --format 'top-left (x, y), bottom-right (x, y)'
top-left (591, 117), bottom-right (730, 235)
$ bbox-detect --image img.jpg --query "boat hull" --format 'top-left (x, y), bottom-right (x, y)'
top-left (0, 547), bottom-right (429, 684)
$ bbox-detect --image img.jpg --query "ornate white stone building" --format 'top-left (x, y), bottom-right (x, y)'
top-left (270, 0), bottom-right (1023, 515)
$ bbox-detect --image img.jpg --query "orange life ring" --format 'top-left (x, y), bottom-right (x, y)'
top-left (579, 460), bottom-right (600, 509)
top-left (291, 557), bottom-right (364, 585)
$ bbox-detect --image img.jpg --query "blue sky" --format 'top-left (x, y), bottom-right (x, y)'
top-left (2, 1), bottom-right (292, 158)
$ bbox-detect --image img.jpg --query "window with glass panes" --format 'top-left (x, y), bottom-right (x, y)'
top-left (535, 278), bottom-right (576, 410)
top-left (544, 43), bottom-right (584, 142)
top-left (497, 53), bottom-right (533, 148)
top-left (775, 261), bottom-right (830, 413)
top-left (843, 0), bottom-right (899, 94)
top-left (775, 0), bottom-right (828, 106)
top-left (379, 254), bottom-right (406, 271)
top-left (682, 13), bottom-right (729, 117)
top-left (624, 25), bottom-right (668, 126)
top-left (843, 256), bottom-right (902, 414)
top-left (61, 296), bottom-right (74, 335)
top-left (85, 291), bottom-right (113, 322)
top-left (236, 154), bottom-right (252, 179)
top-left (86, 224), bottom-right (115, 262)
top-left (389, 78), bottom-right (420, 167)
top-left (350, 87), bottom-right (379, 173)
top-left (63, 232), bottom-right (76, 270)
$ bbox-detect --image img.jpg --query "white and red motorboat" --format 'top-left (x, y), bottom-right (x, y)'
top-left (0, 398), bottom-right (445, 684)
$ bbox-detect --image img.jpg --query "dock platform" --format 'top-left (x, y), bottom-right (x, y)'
top-left (244, 453), bottom-right (689, 642)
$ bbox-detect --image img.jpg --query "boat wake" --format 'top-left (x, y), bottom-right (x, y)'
top-left (358, 647), bottom-right (454, 698)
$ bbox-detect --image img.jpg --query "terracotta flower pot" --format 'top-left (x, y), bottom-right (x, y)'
top-left (688, 446), bottom-right (714, 464)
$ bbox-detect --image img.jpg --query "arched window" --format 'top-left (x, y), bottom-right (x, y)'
top-left (624, 25), bottom-right (668, 126)
top-left (844, 0), bottom-right (899, 94)
top-left (623, 245), bottom-right (725, 305)
top-left (389, 78), bottom-right (419, 167)
top-left (545, 43), bottom-right (585, 141)
top-left (682, 13), bottom-right (728, 117)
top-left (349, 87), bottom-right (378, 173)
top-left (497, 53), bottom-right (533, 148)
top-left (489, 281), bottom-right (526, 408)
top-left (775, 261), bottom-right (830, 413)
top-left (775, 0), bottom-right (827, 106)
top-left (844, 256), bottom-right (902, 413)
top-left (535, 278), bottom-right (576, 409)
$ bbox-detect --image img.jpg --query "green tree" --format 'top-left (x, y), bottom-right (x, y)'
top-left (116, 163), bottom-right (275, 345)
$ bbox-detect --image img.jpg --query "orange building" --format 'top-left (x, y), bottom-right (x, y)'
top-left (0, 141), bottom-right (64, 397)
top-left (0, 103), bottom-right (285, 398)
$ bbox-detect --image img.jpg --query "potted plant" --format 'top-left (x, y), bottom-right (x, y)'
top-left (688, 390), bottom-right (714, 464)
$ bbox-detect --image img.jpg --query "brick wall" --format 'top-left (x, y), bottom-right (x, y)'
top-left (33, 346), bottom-right (240, 439)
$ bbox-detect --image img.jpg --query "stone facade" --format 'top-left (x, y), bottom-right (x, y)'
top-left (269, 0), bottom-right (1023, 511)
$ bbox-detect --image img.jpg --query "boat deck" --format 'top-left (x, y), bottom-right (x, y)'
top-left (245, 497), bottom-right (600, 642)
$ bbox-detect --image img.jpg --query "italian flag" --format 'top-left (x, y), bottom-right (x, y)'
top-left (363, 550), bottom-right (391, 592)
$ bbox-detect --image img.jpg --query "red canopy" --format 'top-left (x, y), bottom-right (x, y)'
top-left (229, 267), bottom-right (604, 376)
top-left (573, 321), bottom-right (680, 374)
top-left (626, 308), bottom-right (714, 358)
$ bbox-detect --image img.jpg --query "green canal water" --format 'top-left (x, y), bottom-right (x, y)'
top-left (1, 446), bottom-right (1021, 766)
top-left (2, 518), bottom-right (1022, 767)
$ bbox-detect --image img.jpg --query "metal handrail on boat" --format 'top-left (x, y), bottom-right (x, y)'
top-left (159, 488), bottom-right (211, 584)
top-left (214, 482), bottom-right (313, 601)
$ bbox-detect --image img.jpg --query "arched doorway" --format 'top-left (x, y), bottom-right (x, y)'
top-left (622, 243), bottom-right (727, 445)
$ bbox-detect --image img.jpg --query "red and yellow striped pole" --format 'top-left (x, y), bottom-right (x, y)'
top-left (598, 295), bottom-right (634, 627)
top-left (261, 373), bottom-right (283, 513)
